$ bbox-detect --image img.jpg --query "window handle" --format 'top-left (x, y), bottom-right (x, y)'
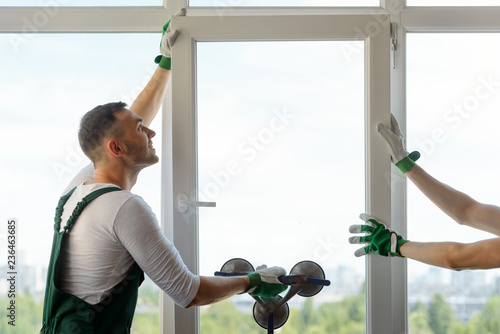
top-left (177, 193), bottom-right (216, 213)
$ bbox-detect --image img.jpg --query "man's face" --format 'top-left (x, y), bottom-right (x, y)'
top-left (116, 109), bottom-right (159, 168)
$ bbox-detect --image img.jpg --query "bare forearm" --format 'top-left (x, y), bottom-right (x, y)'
top-left (405, 165), bottom-right (500, 235)
top-left (129, 66), bottom-right (171, 127)
top-left (400, 239), bottom-right (500, 270)
top-left (400, 241), bottom-right (461, 269)
top-left (186, 276), bottom-right (250, 308)
top-left (405, 165), bottom-right (476, 224)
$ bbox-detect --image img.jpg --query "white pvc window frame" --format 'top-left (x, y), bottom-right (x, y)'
top-left (169, 9), bottom-right (393, 334)
top-left (0, 6), bottom-right (169, 32)
top-left (168, 2), bottom-right (500, 333)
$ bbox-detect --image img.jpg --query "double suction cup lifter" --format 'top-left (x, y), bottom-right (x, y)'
top-left (215, 258), bottom-right (331, 334)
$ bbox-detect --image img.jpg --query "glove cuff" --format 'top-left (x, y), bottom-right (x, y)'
top-left (395, 155), bottom-right (416, 173)
top-left (155, 55), bottom-right (172, 70)
top-left (239, 272), bottom-right (260, 294)
top-left (247, 272), bottom-right (261, 287)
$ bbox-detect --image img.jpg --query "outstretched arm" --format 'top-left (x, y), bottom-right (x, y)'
top-left (378, 114), bottom-right (500, 236)
top-left (187, 266), bottom-right (288, 307)
top-left (349, 216), bottom-right (500, 270)
top-left (406, 164), bottom-right (500, 236)
top-left (186, 276), bottom-right (249, 307)
top-left (129, 10), bottom-right (185, 127)
top-left (400, 238), bottom-right (500, 270)
top-left (129, 66), bottom-right (170, 127)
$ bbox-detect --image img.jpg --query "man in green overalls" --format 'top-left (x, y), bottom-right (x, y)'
top-left (41, 12), bottom-right (287, 334)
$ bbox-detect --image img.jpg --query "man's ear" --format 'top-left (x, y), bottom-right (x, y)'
top-left (106, 139), bottom-right (124, 158)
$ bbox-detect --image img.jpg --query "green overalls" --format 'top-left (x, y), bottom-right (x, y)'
top-left (40, 186), bottom-right (144, 334)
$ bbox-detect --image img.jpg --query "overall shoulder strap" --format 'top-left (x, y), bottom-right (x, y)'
top-left (62, 186), bottom-right (122, 233)
top-left (53, 187), bottom-right (77, 232)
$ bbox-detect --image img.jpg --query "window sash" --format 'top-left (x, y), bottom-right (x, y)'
top-left (170, 13), bottom-right (392, 334)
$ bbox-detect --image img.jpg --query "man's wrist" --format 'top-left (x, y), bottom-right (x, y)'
top-left (158, 56), bottom-right (172, 70)
top-left (395, 238), bottom-right (410, 257)
top-left (398, 240), bottom-right (411, 257)
top-left (154, 55), bottom-right (172, 70)
top-left (239, 274), bottom-right (258, 294)
top-left (395, 155), bottom-right (416, 173)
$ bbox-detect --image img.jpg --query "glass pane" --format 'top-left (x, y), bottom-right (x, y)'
top-left (0, 0), bottom-right (161, 6)
top-left (197, 41), bottom-right (366, 333)
top-left (407, 0), bottom-right (500, 6)
top-left (407, 33), bottom-right (500, 333)
top-left (0, 33), bottom-right (161, 333)
top-left (190, 0), bottom-right (379, 7)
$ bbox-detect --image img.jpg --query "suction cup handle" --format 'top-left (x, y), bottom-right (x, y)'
top-left (214, 271), bottom-right (241, 277)
top-left (278, 275), bottom-right (330, 286)
top-left (305, 277), bottom-right (331, 286)
top-left (216, 272), bottom-right (330, 287)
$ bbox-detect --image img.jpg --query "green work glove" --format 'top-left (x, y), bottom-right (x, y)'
top-left (349, 213), bottom-right (409, 257)
top-left (154, 8), bottom-right (186, 70)
top-left (378, 114), bottom-right (420, 173)
top-left (246, 265), bottom-right (287, 298)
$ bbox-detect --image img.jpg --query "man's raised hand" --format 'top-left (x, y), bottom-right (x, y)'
top-left (155, 8), bottom-right (187, 70)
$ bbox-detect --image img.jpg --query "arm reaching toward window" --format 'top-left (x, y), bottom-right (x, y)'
top-left (406, 165), bottom-right (500, 236)
top-left (186, 276), bottom-right (250, 307)
top-left (129, 67), bottom-right (170, 127)
top-left (187, 266), bottom-right (287, 307)
top-left (349, 215), bottom-right (500, 270)
top-left (400, 238), bottom-right (500, 270)
top-left (379, 114), bottom-right (500, 236)
top-left (129, 9), bottom-right (186, 127)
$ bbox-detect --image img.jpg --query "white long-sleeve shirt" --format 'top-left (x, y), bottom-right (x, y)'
top-left (57, 164), bottom-right (200, 307)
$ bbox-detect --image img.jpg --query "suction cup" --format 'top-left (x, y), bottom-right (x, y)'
top-left (252, 297), bottom-right (289, 330)
top-left (220, 258), bottom-right (254, 275)
top-left (290, 260), bottom-right (326, 297)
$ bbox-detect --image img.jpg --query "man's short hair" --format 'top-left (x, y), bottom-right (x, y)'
top-left (78, 102), bottom-right (127, 164)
